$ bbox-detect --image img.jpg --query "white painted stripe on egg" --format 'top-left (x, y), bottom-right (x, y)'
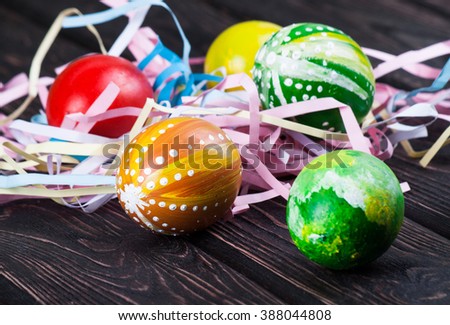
top-left (271, 70), bottom-right (288, 105)
top-left (267, 55), bottom-right (368, 100)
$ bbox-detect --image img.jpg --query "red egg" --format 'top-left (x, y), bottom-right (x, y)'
top-left (116, 117), bottom-right (242, 235)
top-left (46, 54), bottom-right (154, 138)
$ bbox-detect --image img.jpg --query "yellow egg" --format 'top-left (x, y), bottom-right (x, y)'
top-left (205, 21), bottom-right (281, 77)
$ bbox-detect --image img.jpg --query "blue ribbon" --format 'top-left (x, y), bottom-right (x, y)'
top-left (31, 113), bottom-right (48, 125)
top-left (138, 38), bottom-right (223, 105)
top-left (137, 40), bottom-right (165, 71)
top-left (49, 138), bottom-right (88, 162)
top-left (389, 58), bottom-right (450, 112)
top-left (0, 174), bottom-right (115, 188)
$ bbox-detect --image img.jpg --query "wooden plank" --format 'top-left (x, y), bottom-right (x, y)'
top-left (0, 275), bottom-right (36, 304)
top-left (188, 198), bottom-right (450, 304)
top-left (1, 0), bottom-right (241, 58)
top-left (408, 0), bottom-right (450, 21)
top-left (199, 0), bottom-right (449, 50)
top-left (0, 199), bottom-right (285, 304)
top-left (386, 145), bottom-right (450, 239)
top-left (4, 0), bottom-right (449, 87)
top-left (1, 1), bottom-right (122, 53)
top-left (198, 0), bottom-right (449, 90)
top-left (0, 6), bottom-right (89, 78)
top-left (8, 0), bottom-right (448, 92)
top-left (0, 6), bottom-right (88, 120)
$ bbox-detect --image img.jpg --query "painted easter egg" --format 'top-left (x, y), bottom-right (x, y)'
top-left (252, 23), bottom-right (375, 132)
top-left (46, 54), bottom-right (154, 138)
top-left (287, 150), bottom-right (404, 269)
top-left (205, 21), bottom-right (281, 76)
top-left (116, 117), bottom-right (242, 235)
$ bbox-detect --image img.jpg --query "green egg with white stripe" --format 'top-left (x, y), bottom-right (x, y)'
top-left (252, 23), bottom-right (375, 132)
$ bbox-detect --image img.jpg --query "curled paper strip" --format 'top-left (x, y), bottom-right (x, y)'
top-left (1, 0), bottom-right (449, 216)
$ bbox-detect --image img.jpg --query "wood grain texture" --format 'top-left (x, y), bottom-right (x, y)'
top-left (201, 0), bottom-right (449, 49)
top-left (201, 0), bottom-right (449, 90)
top-left (387, 146), bottom-right (450, 239)
top-left (188, 198), bottom-right (450, 304)
top-left (1, 0), bottom-right (240, 58)
top-left (0, 200), bottom-right (284, 304)
top-left (0, 0), bottom-right (449, 305)
top-left (0, 6), bottom-right (87, 121)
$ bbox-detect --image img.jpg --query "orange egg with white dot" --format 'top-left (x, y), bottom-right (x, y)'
top-left (116, 117), bottom-right (242, 235)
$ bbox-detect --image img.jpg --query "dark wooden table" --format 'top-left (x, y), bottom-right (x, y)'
top-left (1, 0), bottom-right (449, 304)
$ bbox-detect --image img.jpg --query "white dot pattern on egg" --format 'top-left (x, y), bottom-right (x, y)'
top-left (116, 117), bottom-right (242, 235)
top-left (252, 22), bottom-right (375, 132)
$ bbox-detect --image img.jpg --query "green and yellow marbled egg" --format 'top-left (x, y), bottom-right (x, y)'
top-left (286, 150), bottom-right (404, 270)
top-left (252, 23), bottom-right (375, 132)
